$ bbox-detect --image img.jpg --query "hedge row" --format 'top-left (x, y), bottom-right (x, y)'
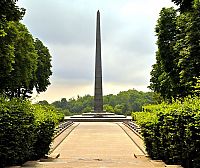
top-left (0, 97), bottom-right (64, 167)
top-left (132, 97), bottom-right (200, 168)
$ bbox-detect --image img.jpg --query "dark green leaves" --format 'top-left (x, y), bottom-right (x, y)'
top-left (150, 2), bottom-right (200, 100)
top-left (4, 22), bottom-right (38, 98)
top-left (0, 21), bottom-right (52, 98)
top-left (34, 39), bottom-right (52, 93)
top-left (0, 97), bottom-right (64, 167)
top-left (171, 0), bottom-right (194, 12)
top-left (51, 89), bottom-right (156, 115)
top-left (0, 0), bottom-right (25, 21)
top-left (149, 7), bottom-right (180, 100)
top-left (0, 2), bottom-right (52, 99)
top-left (133, 96), bottom-right (200, 168)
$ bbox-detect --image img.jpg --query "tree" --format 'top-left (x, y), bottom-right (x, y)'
top-left (0, 1), bottom-right (52, 99)
top-left (0, 0), bottom-right (25, 21)
top-left (34, 38), bottom-right (52, 93)
top-left (175, 0), bottom-right (200, 96)
top-left (114, 104), bottom-right (124, 115)
top-left (1, 22), bottom-right (38, 98)
top-left (37, 100), bottom-right (49, 105)
top-left (51, 89), bottom-right (156, 115)
top-left (0, 1), bottom-right (26, 94)
top-left (0, 0), bottom-right (25, 45)
top-left (171, 0), bottom-right (194, 12)
top-left (150, 2), bottom-right (200, 100)
top-left (149, 7), bottom-right (182, 100)
top-left (103, 104), bottom-right (114, 113)
top-left (0, 22), bottom-right (52, 98)
top-left (0, 21), bottom-right (17, 91)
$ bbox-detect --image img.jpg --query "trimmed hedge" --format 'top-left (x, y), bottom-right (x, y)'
top-left (0, 97), bottom-right (64, 167)
top-left (32, 104), bottom-right (64, 159)
top-left (132, 96), bottom-right (200, 168)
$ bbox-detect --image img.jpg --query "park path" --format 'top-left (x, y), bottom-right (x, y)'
top-left (23, 122), bottom-right (178, 168)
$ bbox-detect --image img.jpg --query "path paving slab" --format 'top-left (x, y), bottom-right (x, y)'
top-left (21, 122), bottom-right (182, 168)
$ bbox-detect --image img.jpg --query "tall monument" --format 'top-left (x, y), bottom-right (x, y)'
top-left (94, 10), bottom-right (103, 113)
top-left (66, 10), bottom-right (131, 121)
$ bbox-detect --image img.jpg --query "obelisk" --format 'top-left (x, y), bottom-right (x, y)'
top-left (94, 10), bottom-right (103, 113)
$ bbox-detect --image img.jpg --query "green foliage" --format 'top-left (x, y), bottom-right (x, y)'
top-left (0, 21), bottom-right (17, 86)
top-left (103, 104), bottom-right (114, 113)
top-left (0, 0), bottom-right (25, 21)
top-left (149, 7), bottom-right (181, 100)
top-left (104, 89), bottom-right (156, 114)
top-left (52, 95), bottom-right (93, 115)
top-left (0, 2), bottom-right (56, 166)
top-left (34, 38), bottom-right (52, 93)
top-left (37, 100), bottom-right (49, 105)
top-left (0, 1), bottom-right (52, 99)
top-left (150, 2), bottom-right (200, 100)
top-left (171, 0), bottom-right (194, 12)
top-left (133, 96), bottom-right (200, 168)
top-left (31, 104), bottom-right (64, 159)
top-left (61, 109), bottom-right (71, 116)
top-left (175, 1), bottom-right (200, 97)
top-left (0, 97), bottom-right (35, 166)
top-left (0, 21), bottom-right (52, 98)
top-left (51, 89), bottom-right (156, 115)
top-left (0, 97), bottom-right (63, 167)
top-left (33, 104), bottom-right (64, 125)
top-left (4, 22), bottom-right (38, 98)
top-left (0, 1), bottom-right (26, 97)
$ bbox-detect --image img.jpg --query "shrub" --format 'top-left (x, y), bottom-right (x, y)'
top-left (0, 97), bottom-right (64, 167)
top-left (132, 96), bottom-right (200, 168)
top-left (0, 98), bottom-right (35, 166)
top-left (32, 104), bottom-right (64, 159)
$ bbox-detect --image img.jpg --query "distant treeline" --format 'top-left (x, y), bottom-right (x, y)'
top-left (38, 89), bottom-right (158, 116)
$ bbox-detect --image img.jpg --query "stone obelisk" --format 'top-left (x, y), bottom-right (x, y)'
top-left (94, 10), bottom-right (103, 113)
top-left (67, 10), bottom-right (131, 122)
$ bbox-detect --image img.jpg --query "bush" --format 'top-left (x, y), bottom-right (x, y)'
top-left (0, 98), bottom-right (35, 166)
top-left (0, 97), bottom-right (64, 167)
top-left (132, 96), bottom-right (200, 168)
top-left (32, 104), bottom-right (64, 159)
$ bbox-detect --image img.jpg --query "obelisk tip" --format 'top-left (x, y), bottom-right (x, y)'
top-left (97, 10), bottom-right (100, 13)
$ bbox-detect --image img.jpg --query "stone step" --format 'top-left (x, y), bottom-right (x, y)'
top-left (20, 157), bottom-right (182, 168)
top-left (21, 157), bottom-right (167, 168)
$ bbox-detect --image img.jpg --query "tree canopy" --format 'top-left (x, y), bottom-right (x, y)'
top-left (0, 1), bottom-right (52, 99)
top-left (5, 22), bottom-right (38, 98)
top-left (0, 0), bottom-right (25, 21)
top-left (149, 1), bottom-right (200, 100)
top-left (171, 0), bottom-right (194, 12)
top-left (51, 89), bottom-right (157, 115)
top-left (34, 38), bottom-right (52, 93)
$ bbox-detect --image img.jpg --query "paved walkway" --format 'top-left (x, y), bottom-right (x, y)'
top-left (23, 122), bottom-right (180, 168)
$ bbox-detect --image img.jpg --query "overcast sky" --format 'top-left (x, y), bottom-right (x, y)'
top-left (17, 0), bottom-right (175, 103)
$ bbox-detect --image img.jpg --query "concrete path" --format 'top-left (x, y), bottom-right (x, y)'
top-left (23, 122), bottom-right (180, 168)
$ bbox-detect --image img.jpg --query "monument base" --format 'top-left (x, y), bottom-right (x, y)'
top-left (65, 112), bottom-right (132, 122)
top-left (82, 112), bottom-right (115, 117)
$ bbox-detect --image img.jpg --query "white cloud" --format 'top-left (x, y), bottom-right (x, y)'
top-left (17, 0), bottom-right (176, 102)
